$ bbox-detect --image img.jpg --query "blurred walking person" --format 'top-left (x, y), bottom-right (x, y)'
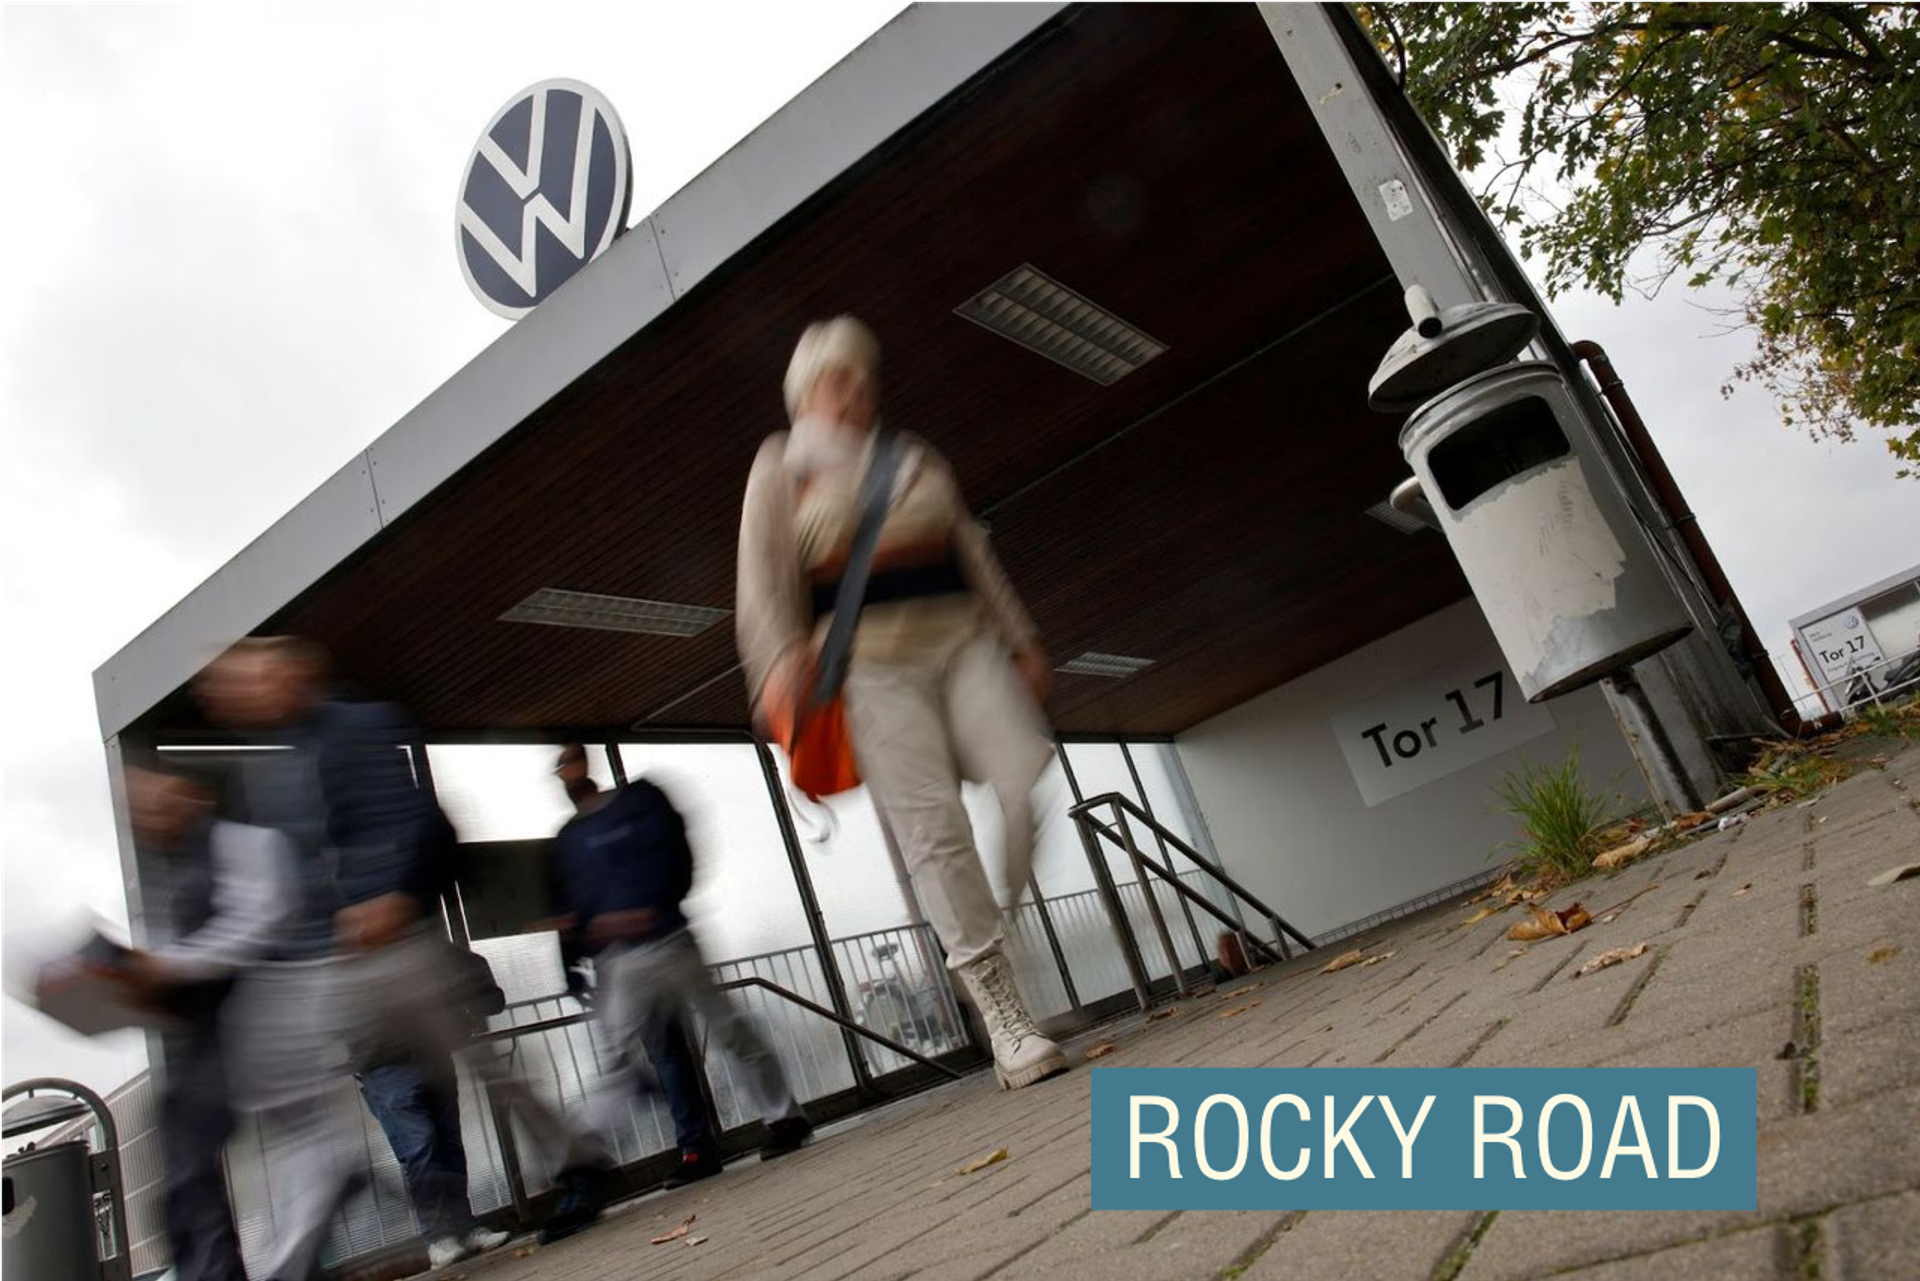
top-left (109, 764), bottom-right (294, 1281)
top-left (548, 746), bottom-right (730, 1194)
top-left (537, 743), bottom-right (814, 1242)
top-left (194, 637), bottom-right (593, 1277)
top-left (736, 316), bottom-right (1069, 1090)
top-left (354, 946), bottom-right (511, 1269)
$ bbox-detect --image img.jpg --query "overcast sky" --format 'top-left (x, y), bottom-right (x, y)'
top-left (4, 2), bottom-right (1917, 1094)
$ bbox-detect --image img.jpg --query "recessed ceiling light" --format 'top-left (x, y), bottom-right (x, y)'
top-left (501, 588), bottom-right (730, 637)
top-left (956, 265), bottom-right (1166, 385)
top-left (1057, 651), bottom-right (1156, 678)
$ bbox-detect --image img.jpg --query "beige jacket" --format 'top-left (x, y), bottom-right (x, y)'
top-left (735, 430), bottom-right (1041, 713)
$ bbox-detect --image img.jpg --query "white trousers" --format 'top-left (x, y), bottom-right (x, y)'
top-left (844, 630), bottom-right (1052, 971)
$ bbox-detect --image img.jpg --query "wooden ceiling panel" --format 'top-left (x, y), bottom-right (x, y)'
top-left (133, 6), bottom-right (1476, 740)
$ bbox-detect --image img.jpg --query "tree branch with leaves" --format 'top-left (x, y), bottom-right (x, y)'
top-left (1359, 2), bottom-right (1920, 476)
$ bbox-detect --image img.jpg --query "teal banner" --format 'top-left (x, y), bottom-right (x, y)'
top-left (1091, 1067), bottom-right (1756, 1210)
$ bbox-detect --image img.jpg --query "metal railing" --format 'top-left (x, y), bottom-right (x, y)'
top-left (1071, 792), bottom-right (1316, 1008)
top-left (85, 858), bottom-right (1283, 1277)
top-left (1788, 643), bottom-right (1920, 721)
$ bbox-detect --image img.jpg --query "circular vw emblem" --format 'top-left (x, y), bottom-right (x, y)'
top-left (456, 79), bottom-right (632, 319)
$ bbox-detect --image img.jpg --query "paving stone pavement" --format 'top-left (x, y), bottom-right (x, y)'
top-left (442, 742), bottom-right (1920, 1281)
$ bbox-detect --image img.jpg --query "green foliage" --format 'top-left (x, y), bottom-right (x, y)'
top-left (1736, 738), bottom-right (1850, 801)
top-left (1851, 694), bottom-right (1920, 739)
top-left (1492, 751), bottom-right (1627, 881)
top-left (1359, 3), bottom-right (1920, 476)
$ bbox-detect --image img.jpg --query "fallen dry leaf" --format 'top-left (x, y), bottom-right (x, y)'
top-left (1672, 811), bottom-right (1712, 832)
top-left (1868, 945), bottom-right (1901, 965)
top-left (1084, 1042), bottom-right (1120, 1060)
top-left (1457, 905), bottom-right (1503, 927)
top-left (1867, 863), bottom-right (1920, 887)
top-left (1507, 904), bottom-right (1592, 941)
top-left (1731, 883), bottom-right (1753, 897)
top-left (1320, 949), bottom-right (1367, 974)
top-left (1595, 837), bottom-right (1655, 871)
top-left (1147, 1007), bottom-right (1181, 1022)
top-left (651, 1215), bottom-right (697, 1245)
top-left (512, 1247), bottom-right (538, 1259)
top-left (1868, 755), bottom-right (1891, 769)
top-left (957, 1148), bottom-right (1010, 1176)
top-left (1214, 981), bottom-right (1266, 998)
top-left (1219, 1001), bottom-right (1262, 1020)
top-left (1358, 950), bottom-right (1399, 968)
top-left (685, 1237), bottom-right (709, 1248)
top-left (1571, 942), bottom-right (1650, 979)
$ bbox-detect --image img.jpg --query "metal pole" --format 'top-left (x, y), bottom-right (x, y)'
top-left (1026, 869), bottom-right (1082, 1013)
top-left (752, 742), bottom-right (873, 1093)
top-left (1029, 742), bottom-right (1085, 1010)
top-left (1121, 740), bottom-right (1208, 977)
top-left (409, 741), bottom-right (468, 948)
top-left (606, 741), bottom-right (630, 786)
top-left (1110, 799), bottom-right (1189, 997)
top-left (1075, 811), bottom-right (1153, 1011)
top-left (484, 1084), bottom-right (533, 1229)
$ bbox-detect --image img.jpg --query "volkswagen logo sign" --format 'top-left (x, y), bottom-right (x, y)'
top-left (456, 79), bottom-right (632, 320)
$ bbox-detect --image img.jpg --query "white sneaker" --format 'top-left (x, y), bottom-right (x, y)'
top-left (463, 1226), bottom-right (511, 1255)
top-left (427, 1236), bottom-right (475, 1270)
top-left (957, 950), bottom-right (1070, 1090)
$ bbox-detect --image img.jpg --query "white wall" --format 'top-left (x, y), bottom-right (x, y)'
top-left (1176, 598), bottom-right (1648, 938)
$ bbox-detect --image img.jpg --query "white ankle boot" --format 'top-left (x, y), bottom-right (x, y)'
top-left (957, 951), bottom-right (1070, 1089)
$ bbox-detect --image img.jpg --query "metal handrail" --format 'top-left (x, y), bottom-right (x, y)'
top-left (472, 978), bottom-right (961, 1080)
top-left (1070, 792), bottom-right (1315, 1007)
top-left (713, 977), bottom-right (962, 1080)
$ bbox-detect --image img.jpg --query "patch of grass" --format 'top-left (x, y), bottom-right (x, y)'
top-left (1433, 1210), bottom-right (1500, 1281)
top-left (1737, 740), bottom-right (1852, 804)
top-left (1492, 752), bottom-right (1628, 882)
top-left (1850, 695), bottom-right (1920, 740)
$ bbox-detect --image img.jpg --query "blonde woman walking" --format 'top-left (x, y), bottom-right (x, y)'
top-left (737, 316), bottom-right (1069, 1089)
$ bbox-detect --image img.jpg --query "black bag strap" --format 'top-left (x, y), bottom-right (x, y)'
top-left (809, 430), bottom-right (901, 709)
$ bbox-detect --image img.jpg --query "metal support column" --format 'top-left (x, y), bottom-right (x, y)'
top-left (1120, 741), bottom-right (1208, 974)
top-left (1058, 742), bottom-right (1152, 1010)
top-left (752, 741), bottom-right (873, 1093)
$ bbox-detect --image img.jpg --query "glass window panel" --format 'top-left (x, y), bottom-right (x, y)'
top-left (425, 743), bottom-right (613, 843)
top-left (617, 742), bottom-right (857, 1107)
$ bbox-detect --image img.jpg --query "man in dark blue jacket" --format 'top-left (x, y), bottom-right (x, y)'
top-left (193, 638), bottom-right (538, 1278)
top-left (537, 744), bottom-right (813, 1242)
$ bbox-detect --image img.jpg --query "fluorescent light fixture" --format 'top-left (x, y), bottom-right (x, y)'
top-left (1057, 651), bottom-right (1156, 679)
top-left (500, 588), bottom-right (730, 637)
top-left (956, 265), bottom-right (1167, 385)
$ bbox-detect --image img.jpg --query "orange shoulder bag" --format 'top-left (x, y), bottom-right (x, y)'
top-left (777, 431), bottom-right (901, 799)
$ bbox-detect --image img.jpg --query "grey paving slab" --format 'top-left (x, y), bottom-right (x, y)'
top-left (1538, 1225), bottom-right (1793, 1280)
top-left (1242, 1209), bottom-right (1476, 1280)
top-left (1820, 1190), bottom-right (1920, 1281)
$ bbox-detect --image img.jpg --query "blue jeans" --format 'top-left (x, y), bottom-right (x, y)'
top-left (645, 1013), bottom-right (717, 1154)
top-left (359, 1058), bottom-right (473, 1239)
